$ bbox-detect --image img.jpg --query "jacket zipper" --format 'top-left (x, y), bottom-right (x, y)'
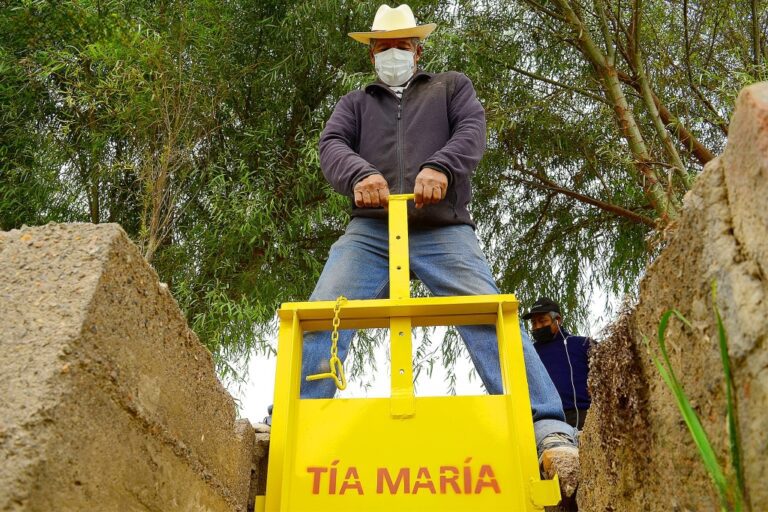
top-left (396, 97), bottom-right (404, 193)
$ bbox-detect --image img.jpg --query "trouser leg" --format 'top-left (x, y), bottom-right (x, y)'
top-left (408, 224), bottom-right (576, 444)
top-left (300, 219), bottom-right (390, 398)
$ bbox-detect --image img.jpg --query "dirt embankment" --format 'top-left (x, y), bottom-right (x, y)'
top-left (579, 83), bottom-right (768, 511)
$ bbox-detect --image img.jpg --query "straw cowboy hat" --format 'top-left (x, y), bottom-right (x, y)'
top-left (348, 4), bottom-right (436, 44)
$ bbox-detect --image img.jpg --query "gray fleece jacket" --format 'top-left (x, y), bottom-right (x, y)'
top-left (319, 70), bottom-right (486, 228)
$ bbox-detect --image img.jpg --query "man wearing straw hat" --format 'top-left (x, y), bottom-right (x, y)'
top-left (303, 4), bottom-right (580, 497)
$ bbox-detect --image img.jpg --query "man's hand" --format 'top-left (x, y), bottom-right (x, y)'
top-left (354, 173), bottom-right (390, 208)
top-left (414, 167), bottom-right (448, 209)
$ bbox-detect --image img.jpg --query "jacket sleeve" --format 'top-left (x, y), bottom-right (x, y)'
top-left (420, 73), bottom-right (486, 183)
top-left (319, 93), bottom-right (380, 196)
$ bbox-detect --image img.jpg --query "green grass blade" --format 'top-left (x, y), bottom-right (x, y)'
top-left (649, 311), bottom-right (731, 510)
top-left (711, 283), bottom-right (746, 510)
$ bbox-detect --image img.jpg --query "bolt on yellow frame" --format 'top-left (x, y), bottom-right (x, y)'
top-left (257, 194), bottom-right (561, 511)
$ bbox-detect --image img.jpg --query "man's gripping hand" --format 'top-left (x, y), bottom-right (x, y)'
top-left (414, 167), bottom-right (448, 209)
top-left (354, 173), bottom-right (390, 208)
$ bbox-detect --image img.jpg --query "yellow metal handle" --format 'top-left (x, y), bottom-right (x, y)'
top-left (387, 194), bottom-right (416, 417)
top-left (387, 194), bottom-right (412, 301)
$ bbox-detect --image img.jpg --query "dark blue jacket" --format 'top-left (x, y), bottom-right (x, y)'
top-left (319, 70), bottom-right (486, 228)
top-left (533, 327), bottom-right (592, 411)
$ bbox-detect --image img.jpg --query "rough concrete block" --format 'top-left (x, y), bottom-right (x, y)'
top-left (0, 223), bottom-right (254, 512)
top-left (247, 424), bottom-right (271, 512)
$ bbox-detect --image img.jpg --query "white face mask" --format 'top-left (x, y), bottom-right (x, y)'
top-left (374, 48), bottom-right (416, 86)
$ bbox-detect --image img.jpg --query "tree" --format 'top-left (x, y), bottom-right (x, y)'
top-left (1, 0), bottom-right (764, 380)
top-left (421, 0), bottom-right (765, 326)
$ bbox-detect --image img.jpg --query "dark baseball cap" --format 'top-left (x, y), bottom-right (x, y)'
top-left (522, 297), bottom-right (561, 320)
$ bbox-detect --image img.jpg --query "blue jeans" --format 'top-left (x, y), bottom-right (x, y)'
top-left (300, 218), bottom-right (576, 447)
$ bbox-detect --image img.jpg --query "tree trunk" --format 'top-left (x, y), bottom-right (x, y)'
top-left (630, 0), bottom-right (690, 188)
top-left (752, 0), bottom-right (762, 67)
top-left (550, 0), bottom-right (679, 221)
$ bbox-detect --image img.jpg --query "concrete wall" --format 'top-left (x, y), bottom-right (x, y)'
top-left (0, 223), bottom-right (256, 512)
top-left (579, 83), bottom-right (768, 510)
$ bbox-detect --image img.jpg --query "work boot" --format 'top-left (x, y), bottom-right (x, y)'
top-left (538, 432), bottom-right (580, 499)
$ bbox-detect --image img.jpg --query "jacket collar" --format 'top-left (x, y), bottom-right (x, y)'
top-left (555, 327), bottom-right (571, 341)
top-left (365, 69), bottom-right (433, 94)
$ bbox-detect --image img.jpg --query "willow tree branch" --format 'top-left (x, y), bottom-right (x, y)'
top-left (683, 0), bottom-right (730, 136)
top-left (752, 0), bottom-right (762, 67)
top-left (605, 0), bottom-right (632, 60)
top-left (522, 193), bottom-right (556, 242)
top-left (616, 69), bottom-right (716, 164)
top-left (551, 0), bottom-right (676, 220)
top-left (594, 0), bottom-right (616, 65)
top-left (629, 0), bottom-right (689, 191)
top-left (505, 166), bottom-right (657, 227)
top-left (500, 60), bottom-right (608, 104)
top-left (520, 0), bottom-right (568, 22)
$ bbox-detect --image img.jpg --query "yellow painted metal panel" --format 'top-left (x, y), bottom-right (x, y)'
top-left (262, 194), bottom-right (562, 511)
top-left (282, 395), bottom-right (541, 511)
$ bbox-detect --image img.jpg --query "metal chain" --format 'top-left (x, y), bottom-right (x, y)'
top-left (330, 296), bottom-right (344, 360)
top-left (305, 296), bottom-right (347, 390)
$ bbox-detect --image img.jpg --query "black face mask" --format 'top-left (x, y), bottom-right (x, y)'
top-left (532, 326), bottom-right (556, 343)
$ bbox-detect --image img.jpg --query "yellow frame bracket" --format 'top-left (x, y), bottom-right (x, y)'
top-left (530, 475), bottom-right (561, 507)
